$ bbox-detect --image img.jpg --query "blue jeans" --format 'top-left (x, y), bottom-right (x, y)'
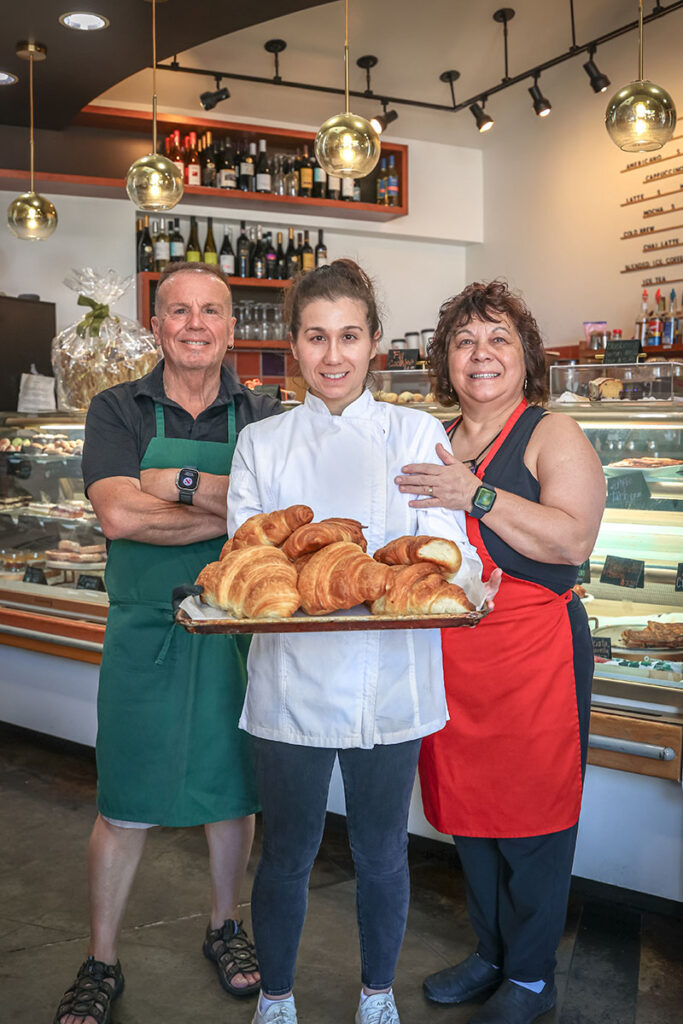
top-left (251, 737), bottom-right (422, 995)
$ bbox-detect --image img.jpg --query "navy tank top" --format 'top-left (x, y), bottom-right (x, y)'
top-left (448, 406), bottom-right (578, 595)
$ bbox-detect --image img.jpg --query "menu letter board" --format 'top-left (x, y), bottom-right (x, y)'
top-left (607, 471), bottom-right (650, 509)
top-left (385, 348), bottom-right (420, 370)
top-left (600, 555), bottom-right (645, 589)
top-left (591, 636), bottom-right (612, 659)
top-left (604, 339), bottom-right (640, 364)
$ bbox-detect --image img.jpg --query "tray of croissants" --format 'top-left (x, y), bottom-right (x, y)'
top-left (175, 504), bottom-right (489, 634)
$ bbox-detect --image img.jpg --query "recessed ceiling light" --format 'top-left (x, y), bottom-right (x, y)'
top-left (0, 72), bottom-right (18, 85)
top-left (59, 12), bottom-right (110, 31)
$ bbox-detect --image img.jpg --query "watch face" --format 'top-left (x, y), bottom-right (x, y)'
top-left (474, 486), bottom-right (496, 511)
top-left (179, 470), bottom-right (199, 490)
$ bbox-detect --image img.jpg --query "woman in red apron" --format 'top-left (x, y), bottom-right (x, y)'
top-left (396, 281), bottom-right (605, 1024)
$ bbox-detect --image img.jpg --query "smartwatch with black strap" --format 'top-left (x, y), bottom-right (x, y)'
top-left (469, 483), bottom-right (497, 520)
top-left (176, 466), bottom-right (200, 505)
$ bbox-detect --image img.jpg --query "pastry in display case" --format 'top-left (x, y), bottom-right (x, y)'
top-left (371, 368), bottom-right (438, 409)
top-left (0, 413), bottom-right (106, 594)
top-left (550, 360), bottom-right (683, 403)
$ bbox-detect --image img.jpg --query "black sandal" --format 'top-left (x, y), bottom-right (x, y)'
top-left (202, 919), bottom-right (260, 998)
top-left (53, 956), bottom-right (124, 1024)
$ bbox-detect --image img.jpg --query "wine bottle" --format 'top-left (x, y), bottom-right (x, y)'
top-left (315, 229), bottom-right (328, 268)
top-left (236, 221), bottom-right (250, 278)
top-left (265, 231), bottom-right (277, 279)
top-left (186, 216), bottom-right (201, 262)
top-left (153, 218), bottom-right (170, 272)
top-left (272, 155), bottom-right (285, 196)
top-left (255, 139), bottom-right (272, 193)
top-left (301, 230), bottom-right (315, 272)
top-left (353, 180), bottom-right (361, 202)
top-left (239, 142), bottom-right (256, 191)
top-left (275, 231), bottom-right (287, 280)
top-left (285, 227), bottom-right (300, 278)
top-left (202, 131), bottom-right (216, 188)
top-left (169, 218), bottom-right (185, 262)
top-left (138, 215), bottom-right (154, 272)
top-left (186, 131), bottom-right (201, 186)
top-left (220, 138), bottom-right (237, 189)
top-left (312, 152), bottom-right (327, 199)
top-left (299, 144), bottom-right (313, 197)
top-left (169, 129), bottom-right (185, 179)
top-left (341, 176), bottom-right (354, 202)
top-left (376, 157), bottom-right (387, 205)
top-left (387, 154), bottom-right (399, 207)
top-left (284, 156), bottom-right (298, 197)
top-left (252, 225), bottom-right (266, 279)
top-left (327, 172), bottom-right (341, 201)
top-left (219, 228), bottom-right (235, 276)
top-left (204, 217), bottom-right (218, 264)
top-left (135, 217), bottom-right (143, 260)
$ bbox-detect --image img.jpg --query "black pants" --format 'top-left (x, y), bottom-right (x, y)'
top-left (454, 594), bottom-right (593, 983)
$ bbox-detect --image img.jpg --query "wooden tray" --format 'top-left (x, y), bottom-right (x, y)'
top-left (176, 605), bottom-right (488, 635)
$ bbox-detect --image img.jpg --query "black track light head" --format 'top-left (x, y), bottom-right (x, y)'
top-left (470, 101), bottom-right (494, 132)
top-left (529, 77), bottom-right (551, 117)
top-left (199, 83), bottom-right (230, 111)
top-left (583, 56), bottom-right (610, 94)
top-left (370, 106), bottom-right (399, 134)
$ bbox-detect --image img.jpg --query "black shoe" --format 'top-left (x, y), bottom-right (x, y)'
top-left (53, 956), bottom-right (125, 1024)
top-left (423, 952), bottom-right (502, 1005)
top-left (468, 980), bottom-right (557, 1024)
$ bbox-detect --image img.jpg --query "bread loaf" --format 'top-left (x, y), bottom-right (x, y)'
top-left (298, 541), bottom-right (391, 615)
top-left (370, 563), bottom-right (475, 616)
top-left (588, 377), bottom-right (622, 400)
top-left (196, 547), bottom-right (300, 619)
top-left (374, 535), bottom-right (462, 577)
top-left (231, 504), bottom-right (314, 549)
top-left (281, 517), bottom-right (367, 559)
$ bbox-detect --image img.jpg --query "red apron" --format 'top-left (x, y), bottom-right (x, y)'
top-left (419, 400), bottom-right (583, 838)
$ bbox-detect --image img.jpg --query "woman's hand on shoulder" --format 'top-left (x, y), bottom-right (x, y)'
top-left (396, 443), bottom-right (479, 510)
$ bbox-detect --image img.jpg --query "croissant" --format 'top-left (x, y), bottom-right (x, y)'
top-left (219, 538), bottom-right (234, 559)
top-left (298, 541), bottom-right (391, 615)
top-left (369, 563), bottom-right (474, 616)
top-left (281, 517), bottom-right (367, 560)
top-left (196, 547), bottom-right (301, 619)
top-left (374, 535), bottom-right (462, 577)
top-left (231, 504), bottom-right (314, 549)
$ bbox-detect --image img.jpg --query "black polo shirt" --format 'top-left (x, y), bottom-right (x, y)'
top-left (82, 361), bottom-right (281, 494)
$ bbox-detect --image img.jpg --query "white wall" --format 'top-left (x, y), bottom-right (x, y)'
top-left (466, 15), bottom-right (683, 349)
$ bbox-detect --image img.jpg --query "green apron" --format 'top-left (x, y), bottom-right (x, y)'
top-left (96, 401), bottom-right (258, 826)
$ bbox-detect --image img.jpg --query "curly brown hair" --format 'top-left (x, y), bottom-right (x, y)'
top-left (427, 280), bottom-right (548, 407)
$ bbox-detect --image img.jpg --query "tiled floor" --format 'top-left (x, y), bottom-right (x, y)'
top-left (0, 722), bottom-right (681, 1024)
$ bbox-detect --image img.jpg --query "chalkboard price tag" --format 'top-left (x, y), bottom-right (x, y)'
top-left (385, 348), bottom-right (420, 369)
top-left (607, 471), bottom-right (650, 509)
top-left (604, 338), bottom-right (641, 364)
top-left (676, 562), bottom-right (683, 593)
top-left (600, 555), bottom-right (645, 589)
top-left (77, 573), bottom-right (106, 592)
top-left (23, 565), bottom-right (47, 584)
top-left (576, 559), bottom-right (591, 584)
top-left (592, 636), bottom-right (612, 659)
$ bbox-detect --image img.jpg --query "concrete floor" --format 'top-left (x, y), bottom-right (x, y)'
top-left (1, 722), bottom-right (682, 1024)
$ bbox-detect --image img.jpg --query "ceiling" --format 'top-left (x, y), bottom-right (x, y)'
top-left (0, 0), bottom-right (331, 130)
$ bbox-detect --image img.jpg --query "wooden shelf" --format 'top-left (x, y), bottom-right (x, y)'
top-left (137, 272), bottom-right (289, 327)
top-left (234, 339), bottom-right (290, 350)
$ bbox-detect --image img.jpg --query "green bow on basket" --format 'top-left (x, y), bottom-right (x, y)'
top-left (76, 294), bottom-right (119, 338)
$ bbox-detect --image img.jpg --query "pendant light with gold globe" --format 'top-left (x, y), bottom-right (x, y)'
top-left (6, 42), bottom-right (58, 241)
top-left (314, 0), bottom-right (381, 180)
top-left (125, 0), bottom-right (184, 211)
top-left (605, 0), bottom-right (676, 152)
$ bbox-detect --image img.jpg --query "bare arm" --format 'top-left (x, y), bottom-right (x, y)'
top-left (397, 414), bottom-right (606, 565)
top-left (138, 467), bottom-right (228, 518)
top-left (89, 476), bottom-right (228, 545)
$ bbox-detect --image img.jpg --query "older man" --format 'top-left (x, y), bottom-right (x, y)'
top-left (54, 263), bottom-right (280, 1024)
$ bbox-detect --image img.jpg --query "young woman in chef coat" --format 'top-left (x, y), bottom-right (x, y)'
top-left (227, 260), bottom-right (494, 1024)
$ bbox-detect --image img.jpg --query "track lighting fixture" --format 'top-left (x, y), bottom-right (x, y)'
top-left (470, 102), bottom-right (494, 133)
top-left (529, 76), bottom-right (551, 117)
top-left (583, 51), bottom-right (610, 94)
top-left (370, 102), bottom-right (399, 135)
top-left (200, 77), bottom-right (230, 111)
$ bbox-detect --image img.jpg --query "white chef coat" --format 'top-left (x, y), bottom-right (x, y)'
top-left (227, 388), bottom-right (484, 749)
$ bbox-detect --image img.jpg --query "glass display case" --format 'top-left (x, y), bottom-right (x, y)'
top-left (550, 360), bottom-right (683, 402)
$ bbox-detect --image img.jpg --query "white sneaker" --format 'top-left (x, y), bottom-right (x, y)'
top-left (252, 995), bottom-right (298, 1024)
top-left (355, 991), bottom-right (401, 1024)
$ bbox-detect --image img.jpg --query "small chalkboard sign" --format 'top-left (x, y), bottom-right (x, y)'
top-left (576, 559), bottom-right (591, 584)
top-left (607, 471), bottom-right (650, 509)
top-left (77, 573), bottom-right (106, 592)
top-left (676, 562), bottom-right (683, 593)
top-left (604, 338), bottom-right (640, 364)
top-left (600, 555), bottom-right (645, 589)
top-left (385, 348), bottom-right (420, 370)
top-left (23, 565), bottom-right (47, 585)
top-left (592, 636), bottom-right (612, 659)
